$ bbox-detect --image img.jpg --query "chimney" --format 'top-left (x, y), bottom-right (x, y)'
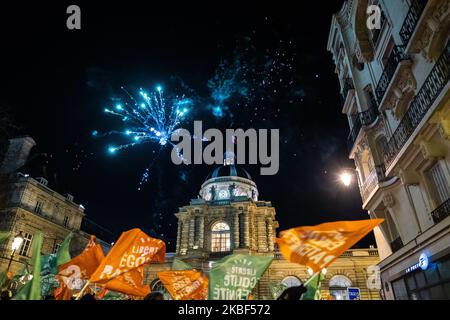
top-left (0, 136), bottom-right (36, 174)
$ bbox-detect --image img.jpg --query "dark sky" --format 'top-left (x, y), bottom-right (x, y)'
top-left (0, 1), bottom-right (375, 250)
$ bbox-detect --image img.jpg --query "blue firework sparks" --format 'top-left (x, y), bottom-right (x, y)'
top-left (97, 85), bottom-right (192, 189)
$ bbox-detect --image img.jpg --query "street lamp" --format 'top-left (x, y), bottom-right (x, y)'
top-left (7, 231), bottom-right (24, 274)
top-left (338, 167), bottom-right (358, 187)
top-left (339, 171), bottom-right (353, 187)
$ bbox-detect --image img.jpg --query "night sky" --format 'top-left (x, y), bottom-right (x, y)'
top-left (0, 1), bottom-right (375, 250)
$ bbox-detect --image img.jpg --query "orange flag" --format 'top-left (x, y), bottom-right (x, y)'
top-left (103, 266), bottom-right (150, 297)
top-left (276, 219), bottom-right (383, 273)
top-left (90, 228), bottom-right (165, 284)
top-left (157, 270), bottom-right (208, 300)
top-left (55, 235), bottom-right (105, 300)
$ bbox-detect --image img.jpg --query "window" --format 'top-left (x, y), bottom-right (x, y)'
top-left (426, 162), bottom-right (450, 207)
top-left (63, 216), bottom-right (70, 228)
top-left (329, 275), bottom-right (352, 300)
top-left (34, 201), bottom-right (43, 214)
top-left (281, 276), bottom-right (302, 288)
top-left (369, 0), bottom-right (386, 47)
top-left (194, 216), bottom-right (201, 243)
top-left (211, 221), bottom-right (231, 253)
top-left (19, 233), bottom-right (33, 256)
top-left (239, 214), bottom-right (246, 248)
top-left (52, 242), bottom-right (61, 254)
top-left (150, 279), bottom-right (172, 300)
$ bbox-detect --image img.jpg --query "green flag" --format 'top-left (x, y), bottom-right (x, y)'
top-left (172, 258), bottom-right (192, 271)
top-left (0, 231), bottom-right (11, 244)
top-left (268, 282), bottom-right (287, 300)
top-left (13, 232), bottom-right (43, 300)
top-left (56, 232), bottom-right (73, 266)
top-left (208, 254), bottom-right (273, 300)
top-left (41, 232), bottom-right (73, 275)
top-left (301, 273), bottom-right (323, 300)
top-left (0, 271), bottom-right (8, 289)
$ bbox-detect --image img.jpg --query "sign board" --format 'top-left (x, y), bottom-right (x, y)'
top-left (405, 252), bottom-right (429, 274)
top-left (347, 287), bottom-right (360, 300)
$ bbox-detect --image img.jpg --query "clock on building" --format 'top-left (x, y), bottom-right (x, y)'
top-left (218, 189), bottom-right (229, 199)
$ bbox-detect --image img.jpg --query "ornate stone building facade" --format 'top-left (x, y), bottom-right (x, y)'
top-left (327, 0), bottom-right (450, 299)
top-left (145, 155), bottom-right (381, 300)
top-left (0, 137), bottom-right (111, 275)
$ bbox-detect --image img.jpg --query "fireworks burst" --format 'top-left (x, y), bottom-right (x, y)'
top-left (94, 85), bottom-right (193, 189)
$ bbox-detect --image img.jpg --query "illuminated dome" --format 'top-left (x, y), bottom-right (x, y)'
top-left (199, 152), bottom-right (258, 201)
top-left (205, 165), bottom-right (252, 181)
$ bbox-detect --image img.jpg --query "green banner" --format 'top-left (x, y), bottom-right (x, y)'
top-left (13, 232), bottom-right (43, 300)
top-left (268, 282), bottom-right (287, 300)
top-left (0, 231), bottom-right (11, 244)
top-left (301, 273), bottom-right (323, 300)
top-left (208, 254), bottom-right (273, 300)
top-left (172, 258), bottom-right (192, 271)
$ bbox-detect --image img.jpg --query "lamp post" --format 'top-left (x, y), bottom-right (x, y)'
top-left (6, 231), bottom-right (24, 274)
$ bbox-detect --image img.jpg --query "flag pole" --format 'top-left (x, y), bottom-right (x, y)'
top-left (75, 280), bottom-right (91, 300)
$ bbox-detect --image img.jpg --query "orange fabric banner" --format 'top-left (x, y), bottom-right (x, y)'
top-left (55, 235), bottom-right (105, 300)
top-left (104, 266), bottom-right (150, 297)
top-left (276, 219), bottom-right (383, 273)
top-left (157, 270), bottom-right (208, 300)
top-left (90, 228), bottom-right (165, 283)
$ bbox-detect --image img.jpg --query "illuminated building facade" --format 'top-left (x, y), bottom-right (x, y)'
top-left (145, 154), bottom-right (381, 300)
top-left (0, 137), bottom-right (112, 276)
top-left (327, 0), bottom-right (450, 299)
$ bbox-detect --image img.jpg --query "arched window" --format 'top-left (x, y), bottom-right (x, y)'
top-left (211, 221), bottom-right (231, 252)
top-left (329, 275), bottom-right (352, 300)
top-left (150, 279), bottom-right (172, 300)
top-left (281, 276), bottom-right (302, 288)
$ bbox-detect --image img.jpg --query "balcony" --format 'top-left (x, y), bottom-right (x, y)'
top-left (360, 164), bottom-right (387, 205)
top-left (431, 197), bottom-right (450, 224)
top-left (400, 0), bottom-right (428, 46)
top-left (347, 105), bottom-right (380, 152)
top-left (375, 45), bottom-right (409, 103)
top-left (384, 40), bottom-right (450, 169)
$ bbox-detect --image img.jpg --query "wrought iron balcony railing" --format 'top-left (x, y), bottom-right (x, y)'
top-left (400, 0), bottom-right (428, 46)
top-left (384, 41), bottom-right (450, 168)
top-left (360, 164), bottom-right (387, 204)
top-left (375, 45), bottom-right (409, 103)
top-left (347, 105), bottom-right (380, 152)
top-left (431, 197), bottom-right (450, 225)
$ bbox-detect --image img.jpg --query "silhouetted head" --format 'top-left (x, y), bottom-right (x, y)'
top-left (144, 292), bottom-right (164, 300)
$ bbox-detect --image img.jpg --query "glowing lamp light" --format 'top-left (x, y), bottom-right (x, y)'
top-left (321, 268), bottom-right (327, 275)
top-left (141, 103), bottom-right (146, 108)
top-left (11, 232), bottom-right (24, 252)
top-left (340, 172), bottom-right (352, 187)
top-left (125, 130), bottom-right (132, 135)
top-left (156, 85), bottom-right (162, 92)
top-left (108, 147), bottom-right (117, 154)
top-left (307, 267), bottom-right (314, 276)
top-left (116, 104), bottom-right (123, 110)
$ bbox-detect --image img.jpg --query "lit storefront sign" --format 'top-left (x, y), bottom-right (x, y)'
top-left (405, 252), bottom-right (429, 273)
